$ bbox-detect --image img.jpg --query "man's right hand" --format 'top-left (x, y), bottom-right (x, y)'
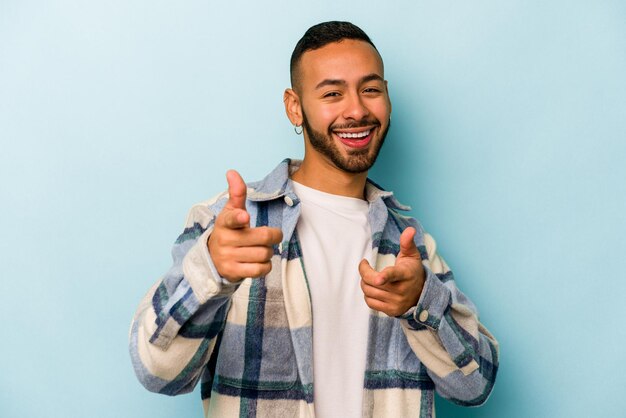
top-left (207, 170), bottom-right (283, 283)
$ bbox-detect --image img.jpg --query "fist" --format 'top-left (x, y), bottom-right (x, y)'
top-left (359, 227), bottom-right (425, 317)
top-left (207, 170), bottom-right (283, 282)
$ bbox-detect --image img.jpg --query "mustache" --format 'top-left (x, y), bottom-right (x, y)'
top-left (329, 118), bottom-right (381, 131)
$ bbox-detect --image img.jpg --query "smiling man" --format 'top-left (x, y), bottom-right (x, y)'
top-left (287, 38), bottom-right (390, 178)
top-left (130, 21), bottom-right (499, 418)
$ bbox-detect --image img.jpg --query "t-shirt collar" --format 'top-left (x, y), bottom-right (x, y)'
top-left (247, 158), bottom-right (411, 211)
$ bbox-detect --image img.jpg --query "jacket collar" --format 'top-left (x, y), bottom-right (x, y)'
top-left (247, 158), bottom-right (411, 211)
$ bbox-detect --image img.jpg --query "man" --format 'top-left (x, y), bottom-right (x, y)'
top-left (130, 21), bottom-right (499, 417)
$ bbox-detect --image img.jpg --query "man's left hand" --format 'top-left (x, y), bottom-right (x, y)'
top-left (359, 227), bottom-right (425, 317)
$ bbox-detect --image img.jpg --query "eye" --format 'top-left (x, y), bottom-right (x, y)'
top-left (323, 91), bottom-right (341, 98)
top-left (363, 87), bottom-right (382, 94)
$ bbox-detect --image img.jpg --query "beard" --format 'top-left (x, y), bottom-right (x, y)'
top-left (301, 110), bottom-right (390, 174)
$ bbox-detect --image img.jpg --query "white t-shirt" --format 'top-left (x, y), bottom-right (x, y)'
top-left (292, 181), bottom-right (372, 418)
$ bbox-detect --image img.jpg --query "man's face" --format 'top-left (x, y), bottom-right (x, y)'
top-left (296, 39), bottom-right (392, 174)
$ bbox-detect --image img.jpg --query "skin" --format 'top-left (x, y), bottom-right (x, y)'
top-left (209, 39), bottom-right (425, 316)
top-left (207, 170), bottom-right (283, 282)
top-left (284, 39), bottom-right (391, 198)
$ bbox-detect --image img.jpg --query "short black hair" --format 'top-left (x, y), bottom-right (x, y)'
top-left (290, 21), bottom-right (379, 91)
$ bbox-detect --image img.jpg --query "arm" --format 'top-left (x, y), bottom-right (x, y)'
top-left (360, 224), bottom-right (499, 406)
top-left (129, 198), bottom-right (236, 395)
top-left (129, 170), bottom-right (282, 395)
top-left (400, 232), bottom-right (499, 406)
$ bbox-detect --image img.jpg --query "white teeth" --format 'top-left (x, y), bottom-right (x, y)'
top-left (336, 129), bottom-right (370, 139)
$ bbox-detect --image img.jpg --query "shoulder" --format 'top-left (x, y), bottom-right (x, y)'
top-left (387, 208), bottom-right (425, 234)
top-left (183, 190), bottom-right (229, 229)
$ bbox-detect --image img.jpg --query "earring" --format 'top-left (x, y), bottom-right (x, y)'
top-left (294, 125), bottom-right (303, 135)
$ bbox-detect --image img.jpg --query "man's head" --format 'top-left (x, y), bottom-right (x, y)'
top-left (290, 21), bottom-right (380, 94)
top-left (284, 21), bottom-right (392, 174)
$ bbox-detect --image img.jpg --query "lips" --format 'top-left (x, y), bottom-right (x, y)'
top-left (333, 128), bottom-right (375, 149)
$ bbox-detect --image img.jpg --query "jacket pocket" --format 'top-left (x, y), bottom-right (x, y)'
top-left (396, 328), bottom-right (431, 383)
top-left (215, 288), bottom-right (297, 391)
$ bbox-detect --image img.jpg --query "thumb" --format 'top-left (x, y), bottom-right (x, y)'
top-left (225, 169), bottom-right (247, 210)
top-left (398, 227), bottom-right (421, 259)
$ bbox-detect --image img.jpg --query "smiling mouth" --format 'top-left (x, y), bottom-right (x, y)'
top-left (333, 127), bottom-right (375, 149)
top-left (336, 129), bottom-right (371, 139)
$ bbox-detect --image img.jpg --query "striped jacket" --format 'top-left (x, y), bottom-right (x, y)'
top-left (129, 159), bottom-right (499, 417)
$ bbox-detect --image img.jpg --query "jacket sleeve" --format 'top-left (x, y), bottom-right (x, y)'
top-left (400, 232), bottom-right (499, 406)
top-left (129, 195), bottom-right (238, 395)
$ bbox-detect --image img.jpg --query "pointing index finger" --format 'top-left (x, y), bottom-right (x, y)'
top-left (221, 208), bottom-right (250, 229)
top-left (359, 259), bottom-right (386, 286)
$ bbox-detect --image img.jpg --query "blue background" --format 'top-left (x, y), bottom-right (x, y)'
top-left (1, 1), bottom-right (625, 417)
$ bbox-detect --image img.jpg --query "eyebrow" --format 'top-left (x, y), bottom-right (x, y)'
top-left (314, 73), bottom-right (384, 90)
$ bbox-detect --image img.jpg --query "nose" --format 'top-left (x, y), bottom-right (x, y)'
top-left (342, 93), bottom-right (369, 121)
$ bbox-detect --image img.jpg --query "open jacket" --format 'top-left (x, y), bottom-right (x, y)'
top-left (129, 159), bottom-right (499, 417)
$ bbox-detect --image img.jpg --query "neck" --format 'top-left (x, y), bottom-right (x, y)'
top-left (291, 155), bottom-right (368, 199)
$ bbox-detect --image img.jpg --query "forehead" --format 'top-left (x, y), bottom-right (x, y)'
top-left (298, 39), bottom-right (384, 88)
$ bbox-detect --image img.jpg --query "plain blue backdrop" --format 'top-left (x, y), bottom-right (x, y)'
top-left (1, 1), bottom-right (625, 417)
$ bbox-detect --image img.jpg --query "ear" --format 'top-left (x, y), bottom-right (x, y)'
top-left (283, 88), bottom-right (303, 126)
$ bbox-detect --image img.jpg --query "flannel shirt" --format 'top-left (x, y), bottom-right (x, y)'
top-left (129, 159), bottom-right (499, 417)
